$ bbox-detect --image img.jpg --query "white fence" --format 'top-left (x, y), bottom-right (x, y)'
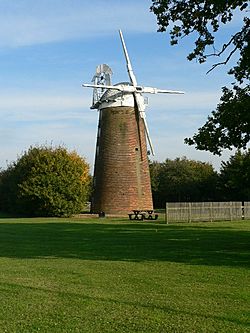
top-left (244, 201), bottom-right (250, 219)
top-left (165, 201), bottom-right (250, 223)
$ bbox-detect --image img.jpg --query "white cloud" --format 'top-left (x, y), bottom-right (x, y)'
top-left (0, 90), bottom-right (220, 126)
top-left (151, 134), bottom-right (232, 171)
top-left (0, 86), bottom-right (228, 172)
top-left (0, 92), bottom-right (97, 122)
top-left (0, 111), bottom-right (97, 169)
top-left (0, 0), bottom-right (155, 48)
top-left (148, 90), bottom-right (221, 112)
top-left (0, 94), bottom-right (88, 110)
top-left (0, 88), bottom-right (100, 169)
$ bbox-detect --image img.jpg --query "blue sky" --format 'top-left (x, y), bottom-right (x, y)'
top-left (0, 0), bottom-right (244, 172)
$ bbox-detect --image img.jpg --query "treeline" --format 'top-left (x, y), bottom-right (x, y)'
top-left (0, 145), bottom-right (91, 217)
top-left (150, 150), bottom-right (250, 208)
top-left (0, 145), bottom-right (249, 215)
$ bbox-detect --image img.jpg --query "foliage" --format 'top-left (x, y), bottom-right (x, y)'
top-left (184, 86), bottom-right (250, 155)
top-left (219, 149), bottom-right (250, 200)
top-left (0, 145), bottom-right (91, 217)
top-left (151, 0), bottom-right (250, 154)
top-left (150, 157), bottom-right (218, 207)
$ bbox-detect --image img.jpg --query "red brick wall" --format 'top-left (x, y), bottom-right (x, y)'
top-left (91, 106), bottom-right (153, 214)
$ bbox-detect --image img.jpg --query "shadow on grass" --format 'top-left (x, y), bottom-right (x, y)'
top-left (0, 221), bottom-right (249, 267)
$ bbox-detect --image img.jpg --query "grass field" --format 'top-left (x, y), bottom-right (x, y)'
top-left (0, 217), bottom-right (249, 333)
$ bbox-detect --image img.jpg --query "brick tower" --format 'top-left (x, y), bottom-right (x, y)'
top-left (82, 31), bottom-right (184, 215)
top-left (92, 102), bottom-right (153, 215)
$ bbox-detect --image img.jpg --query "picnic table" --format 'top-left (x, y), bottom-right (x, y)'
top-left (128, 210), bottom-right (158, 221)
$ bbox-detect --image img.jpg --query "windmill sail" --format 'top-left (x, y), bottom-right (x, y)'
top-left (119, 30), bottom-right (155, 155)
top-left (119, 30), bottom-right (137, 86)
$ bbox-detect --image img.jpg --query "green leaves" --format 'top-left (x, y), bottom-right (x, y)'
top-left (185, 86), bottom-right (250, 155)
top-left (151, 0), bottom-right (249, 67)
top-left (149, 158), bottom-right (218, 207)
top-left (0, 145), bottom-right (91, 217)
top-left (151, 0), bottom-right (249, 153)
top-left (219, 149), bottom-right (250, 200)
top-left (149, 151), bottom-right (250, 205)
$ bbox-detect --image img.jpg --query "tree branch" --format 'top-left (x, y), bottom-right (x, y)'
top-left (205, 34), bottom-right (236, 58)
top-left (206, 44), bottom-right (239, 74)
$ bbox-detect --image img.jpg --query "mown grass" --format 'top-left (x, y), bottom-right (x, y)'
top-left (0, 217), bottom-right (249, 332)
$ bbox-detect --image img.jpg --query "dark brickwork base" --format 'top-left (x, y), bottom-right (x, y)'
top-left (91, 106), bottom-right (153, 214)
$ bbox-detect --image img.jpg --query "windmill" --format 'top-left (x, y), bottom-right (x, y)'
top-left (83, 30), bottom-right (184, 215)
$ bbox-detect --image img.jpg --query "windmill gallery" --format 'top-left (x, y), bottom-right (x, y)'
top-left (83, 31), bottom-right (184, 216)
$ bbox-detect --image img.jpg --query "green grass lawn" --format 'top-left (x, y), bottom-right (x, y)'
top-left (0, 217), bottom-right (249, 333)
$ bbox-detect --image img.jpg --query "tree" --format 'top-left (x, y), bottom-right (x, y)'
top-left (184, 86), bottom-right (250, 155)
top-left (150, 157), bottom-right (218, 207)
top-left (151, 0), bottom-right (250, 155)
top-left (219, 149), bottom-right (250, 200)
top-left (0, 145), bottom-right (91, 217)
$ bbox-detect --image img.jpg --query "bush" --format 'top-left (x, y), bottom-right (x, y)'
top-left (0, 145), bottom-right (91, 217)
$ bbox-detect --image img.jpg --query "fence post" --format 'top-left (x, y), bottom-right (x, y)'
top-left (230, 201), bottom-right (233, 221)
top-left (165, 202), bottom-right (168, 224)
top-left (210, 202), bottom-right (213, 222)
top-left (188, 202), bottom-right (191, 223)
